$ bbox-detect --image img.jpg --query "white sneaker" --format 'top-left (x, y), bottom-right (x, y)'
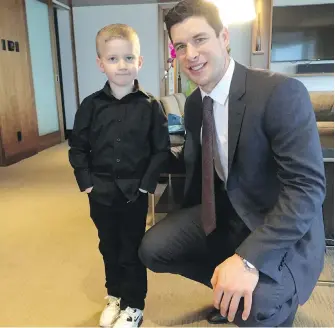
top-left (99, 295), bottom-right (121, 327)
top-left (113, 307), bottom-right (143, 328)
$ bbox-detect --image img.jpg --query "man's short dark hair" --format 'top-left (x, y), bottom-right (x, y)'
top-left (164, 0), bottom-right (224, 42)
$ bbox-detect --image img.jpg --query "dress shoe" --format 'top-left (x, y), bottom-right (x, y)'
top-left (206, 308), bottom-right (228, 324)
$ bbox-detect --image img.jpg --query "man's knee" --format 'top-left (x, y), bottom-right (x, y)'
top-left (138, 228), bottom-right (165, 272)
top-left (235, 280), bottom-right (298, 327)
top-left (138, 235), bottom-right (154, 270)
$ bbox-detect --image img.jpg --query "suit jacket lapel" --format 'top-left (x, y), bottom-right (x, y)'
top-left (228, 62), bottom-right (247, 175)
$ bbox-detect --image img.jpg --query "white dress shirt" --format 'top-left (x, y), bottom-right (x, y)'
top-left (200, 59), bottom-right (235, 183)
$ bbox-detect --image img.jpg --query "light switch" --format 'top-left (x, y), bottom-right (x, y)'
top-left (7, 40), bottom-right (15, 51)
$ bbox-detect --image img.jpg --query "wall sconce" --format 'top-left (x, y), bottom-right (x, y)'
top-left (206, 0), bottom-right (256, 25)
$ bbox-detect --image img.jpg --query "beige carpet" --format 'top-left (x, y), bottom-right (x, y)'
top-left (0, 143), bottom-right (333, 327)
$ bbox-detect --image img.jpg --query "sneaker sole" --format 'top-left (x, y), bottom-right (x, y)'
top-left (100, 317), bottom-right (142, 328)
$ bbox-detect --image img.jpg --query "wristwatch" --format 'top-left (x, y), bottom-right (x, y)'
top-left (241, 258), bottom-right (256, 272)
top-left (236, 254), bottom-right (257, 271)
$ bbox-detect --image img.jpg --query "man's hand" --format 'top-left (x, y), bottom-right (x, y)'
top-left (210, 254), bottom-right (259, 323)
top-left (84, 186), bottom-right (93, 193)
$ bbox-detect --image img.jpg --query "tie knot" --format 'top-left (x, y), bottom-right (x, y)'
top-left (203, 96), bottom-right (213, 112)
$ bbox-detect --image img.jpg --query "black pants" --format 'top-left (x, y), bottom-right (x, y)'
top-left (139, 186), bottom-right (298, 327)
top-left (89, 190), bottom-right (148, 310)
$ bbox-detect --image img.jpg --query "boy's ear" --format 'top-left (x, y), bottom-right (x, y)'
top-left (138, 56), bottom-right (144, 70)
top-left (96, 56), bottom-right (105, 73)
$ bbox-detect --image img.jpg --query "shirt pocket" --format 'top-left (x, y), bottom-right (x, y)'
top-left (126, 103), bottom-right (152, 139)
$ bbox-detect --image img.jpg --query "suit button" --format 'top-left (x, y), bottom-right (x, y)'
top-left (116, 158), bottom-right (120, 163)
top-left (118, 119), bottom-right (122, 122)
top-left (278, 260), bottom-right (284, 271)
top-left (116, 138), bottom-right (121, 142)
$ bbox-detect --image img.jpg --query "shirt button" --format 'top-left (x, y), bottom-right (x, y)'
top-left (116, 138), bottom-right (121, 142)
top-left (116, 158), bottom-right (120, 163)
top-left (118, 119), bottom-right (122, 122)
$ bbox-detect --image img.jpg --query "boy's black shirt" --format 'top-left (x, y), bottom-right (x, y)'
top-left (69, 81), bottom-right (170, 204)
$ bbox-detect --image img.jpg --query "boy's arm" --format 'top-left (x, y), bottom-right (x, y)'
top-left (140, 99), bottom-right (171, 193)
top-left (68, 97), bottom-right (93, 192)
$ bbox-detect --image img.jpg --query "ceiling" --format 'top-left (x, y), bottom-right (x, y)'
top-left (59, 0), bottom-right (177, 6)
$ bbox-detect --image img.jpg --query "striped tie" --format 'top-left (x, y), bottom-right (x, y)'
top-left (201, 96), bottom-right (216, 235)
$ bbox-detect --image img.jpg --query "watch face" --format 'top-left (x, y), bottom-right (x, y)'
top-left (243, 259), bottom-right (255, 269)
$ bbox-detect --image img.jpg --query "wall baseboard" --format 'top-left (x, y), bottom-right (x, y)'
top-left (65, 129), bottom-right (72, 143)
top-left (0, 148), bottom-right (38, 166)
top-left (39, 131), bottom-right (62, 152)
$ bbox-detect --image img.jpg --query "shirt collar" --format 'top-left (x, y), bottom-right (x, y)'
top-left (200, 58), bottom-right (235, 106)
top-left (101, 79), bottom-right (149, 99)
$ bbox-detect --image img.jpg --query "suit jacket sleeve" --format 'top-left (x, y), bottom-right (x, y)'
top-left (140, 99), bottom-right (171, 193)
top-left (236, 78), bottom-right (326, 282)
top-left (68, 97), bottom-right (93, 191)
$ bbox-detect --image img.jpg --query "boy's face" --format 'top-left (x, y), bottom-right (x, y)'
top-left (97, 38), bottom-right (143, 87)
top-left (171, 16), bottom-right (229, 93)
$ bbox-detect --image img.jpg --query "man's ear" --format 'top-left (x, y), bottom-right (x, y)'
top-left (138, 56), bottom-right (144, 70)
top-left (219, 27), bottom-right (230, 52)
top-left (96, 56), bottom-right (105, 73)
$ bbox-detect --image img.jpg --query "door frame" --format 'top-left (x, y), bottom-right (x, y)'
top-left (52, 0), bottom-right (80, 141)
top-left (47, 0), bottom-right (65, 142)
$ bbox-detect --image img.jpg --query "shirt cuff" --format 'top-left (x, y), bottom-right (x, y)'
top-left (139, 188), bottom-right (148, 193)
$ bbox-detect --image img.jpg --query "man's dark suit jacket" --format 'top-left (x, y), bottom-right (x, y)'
top-left (178, 61), bottom-right (326, 305)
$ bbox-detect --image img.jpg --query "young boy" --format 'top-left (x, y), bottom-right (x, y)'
top-left (69, 24), bottom-right (170, 328)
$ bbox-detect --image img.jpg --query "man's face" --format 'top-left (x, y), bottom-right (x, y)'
top-left (97, 38), bottom-right (143, 87)
top-left (171, 16), bottom-right (229, 93)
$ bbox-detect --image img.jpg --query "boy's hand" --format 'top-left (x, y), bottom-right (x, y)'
top-left (84, 186), bottom-right (93, 194)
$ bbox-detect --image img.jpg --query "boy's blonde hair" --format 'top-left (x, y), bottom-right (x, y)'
top-left (96, 24), bottom-right (140, 57)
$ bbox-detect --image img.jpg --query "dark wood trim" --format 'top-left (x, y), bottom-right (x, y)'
top-left (0, 148), bottom-right (38, 167)
top-left (69, 0), bottom-right (80, 109)
top-left (0, 127), bottom-right (5, 166)
top-left (54, 7), bottom-right (67, 135)
top-left (65, 129), bottom-right (72, 143)
top-left (47, 0), bottom-right (65, 142)
top-left (39, 131), bottom-right (62, 151)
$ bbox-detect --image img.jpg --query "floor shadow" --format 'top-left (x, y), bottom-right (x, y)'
top-left (81, 264), bottom-right (106, 304)
top-left (168, 305), bottom-right (213, 326)
top-left (76, 311), bottom-right (100, 327)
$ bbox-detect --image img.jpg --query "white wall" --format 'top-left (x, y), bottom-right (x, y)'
top-left (73, 4), bottom-right (159, 102)
top-left (57, 9), bottom-right (77, 130)
top-left (229, 22), bottom-right (253, 67)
